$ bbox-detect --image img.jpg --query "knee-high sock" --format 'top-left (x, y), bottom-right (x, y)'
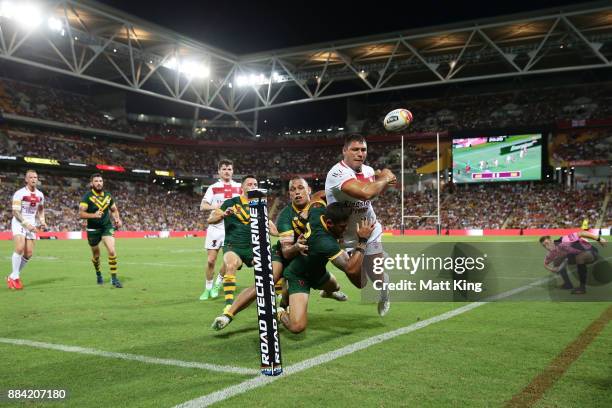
top-left (223, 275), bottom-right (237, 306)
top-left (558, 266), bottom-right (572, 287)
top-left (10, 253), bottom-right (22, 279)
top-left (577, 264), bottom-right (587, 287)
top-left (108, 255), bottom-right (118, 277)
top-left (275, 278), bottom-right (284, 296)
top-left (92, 257), bottom-right (101, 274)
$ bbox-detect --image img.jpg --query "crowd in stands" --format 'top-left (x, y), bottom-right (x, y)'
top-left (276, 182), bottom-right (608, 231)
top-left (551, 130), bottom-right (612, 163)
top-left (365, 83), bottom-right (612, 135)
top-left (1, 172), bottom-right (608, 232)
top-left (2, 127), bottom-right (436, 176)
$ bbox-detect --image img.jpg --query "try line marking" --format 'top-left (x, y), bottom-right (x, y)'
top-left (0, 337), bottom-right (258, 376)
top-left (174, 276), bottom-right (553, 408)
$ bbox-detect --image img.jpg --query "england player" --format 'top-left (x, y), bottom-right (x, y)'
top-left (325, 134), bottom-right (397, 316)
top-left (79, 174), bottom-right (123, 288)
top-left (199, 159), bottom-right (242, 300)
top-left (7, 169), bottom-right (47, 290)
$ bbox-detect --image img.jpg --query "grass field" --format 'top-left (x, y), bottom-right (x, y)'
top-left (453, 135), bottom-right (542, 183)
top-left (1, 236), bottom-right (611, 407)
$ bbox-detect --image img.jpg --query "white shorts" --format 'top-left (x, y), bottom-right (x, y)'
top-left (11, 219), bottom-right (36, 240)
top-left (205, 227), bottom-right (225, 250)
top-left (344, 221), bottom-right (383, 256)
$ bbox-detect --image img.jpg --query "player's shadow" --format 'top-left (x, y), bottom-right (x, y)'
top-left (307, 312), bottom-right (382, 333)
top-left (213, 326), bottom-right (258, 339)
top-left (27, 277), bottom-right (69, 287)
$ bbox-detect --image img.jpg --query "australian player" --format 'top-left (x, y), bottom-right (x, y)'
top-left (199, 159), bottom-right (242, 300)
top-left (208, 175), bottom-right (265, 314)
top-left (278, 203), bottom-right (374, 333)
top-left (540, 231), bottom-right (606, 294)
top-left (325, 134), bottom-right (397, 316)
top-left (79, 174), bottom-right (123, 288)
top-left (210, 177), bottom-right (340, 330)
top-left (7, 169), bottom-right (47, 290)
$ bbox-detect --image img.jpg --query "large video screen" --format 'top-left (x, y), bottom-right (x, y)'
top-left (452, 133), bottom-right (542, 183)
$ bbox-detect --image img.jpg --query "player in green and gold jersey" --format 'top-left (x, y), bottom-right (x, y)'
top-left (79, 173), bottom-right (123, 288)
top-left (278, 202), bottom-right (374, 334)
top-left (211, 177), bottom-right (342, 331)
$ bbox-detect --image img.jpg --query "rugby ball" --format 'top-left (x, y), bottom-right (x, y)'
top-left (383, 109), bottom-right (413, 132)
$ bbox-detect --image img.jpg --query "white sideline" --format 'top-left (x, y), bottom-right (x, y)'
top-left (0, 337), bottom-right (258, 376)
top-left (174, 276), bottom-right (553, 408)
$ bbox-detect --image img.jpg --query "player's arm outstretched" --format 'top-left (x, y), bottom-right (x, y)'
top-left (331, 219), bottom-right (375, 288)
top-left (110, 203), bottom-right (122, 229)
top-left (12, 197), bottom-right (36, 232)
top-left (342, 168), bottom-right (397, 200)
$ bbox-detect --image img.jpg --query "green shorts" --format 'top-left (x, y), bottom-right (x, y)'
top-left (283, 264), bottom-right (331, 295)
top-left (271, 242), bottom-right (291, 268)
top-left (87, 226), bottom-right (115, 247)
top-left (223, 244), bottom-right (253, 268)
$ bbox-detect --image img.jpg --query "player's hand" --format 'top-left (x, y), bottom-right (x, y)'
top-left (379, 169), bottom-right (397, 185)
top-left (223, 207), bottom-right (235, 217)
top-left (94, 210), bottom-right (103, 218)
top-left (26, 224), bottom-right (37, 232)
top-left (38, 222), bottom-right (48, 232)
top-left (295, 234), bottom-right (308, 256)
top-left (356, 218), bottom-right (375, 240)
top-left (114, 219), bottom-right (122, 229)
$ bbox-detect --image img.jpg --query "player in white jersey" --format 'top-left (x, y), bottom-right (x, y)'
top-left (198, 159), bottom-right (242, 300)
top-left (325, 135), bottom-right (397, 316)
top-left (7, 170), bottom-right (47, 290)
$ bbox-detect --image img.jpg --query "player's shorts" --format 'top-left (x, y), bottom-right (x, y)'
top-left (271, 242), bottom-right (291, 268)
top-left (11, 219), bottom-right (36, 240)
top-left (87, 226), bottom-right (115, 247)
top-left (205, 227), bottom-right (224, 250)
top-left (344, 221), bottom-right (383, 256)
top-left (283, 265), bottom-right (331, 295)
top-left (222, 244), bottom-right (253, 269)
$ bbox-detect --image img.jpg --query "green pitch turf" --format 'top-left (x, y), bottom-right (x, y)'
top-left (0, 237), bottom-right (610, 407)
top-left (453, 135), bottom-right (542, 183)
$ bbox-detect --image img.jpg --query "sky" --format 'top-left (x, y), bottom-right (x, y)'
top-left (98, 0), bottom-right (589, 54)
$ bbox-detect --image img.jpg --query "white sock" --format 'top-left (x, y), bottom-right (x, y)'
top-left (205, 280), bottom-right (213, 290)
top-left (10, 253), bottom-right (21, 279)
top-left (215, 274), bottom-right (223, 285)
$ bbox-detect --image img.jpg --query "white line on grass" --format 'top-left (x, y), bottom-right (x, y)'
top-left (0, 338), bottom-right (258, 376)
top-left (174, 276), bottom-right (553, 408)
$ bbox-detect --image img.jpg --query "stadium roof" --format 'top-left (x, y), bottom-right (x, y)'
top-left (0, 0), bottom-right (611, 135)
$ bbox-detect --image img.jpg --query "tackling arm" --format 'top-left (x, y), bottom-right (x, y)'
top-left (331, 248), bottom-right (366, 288)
